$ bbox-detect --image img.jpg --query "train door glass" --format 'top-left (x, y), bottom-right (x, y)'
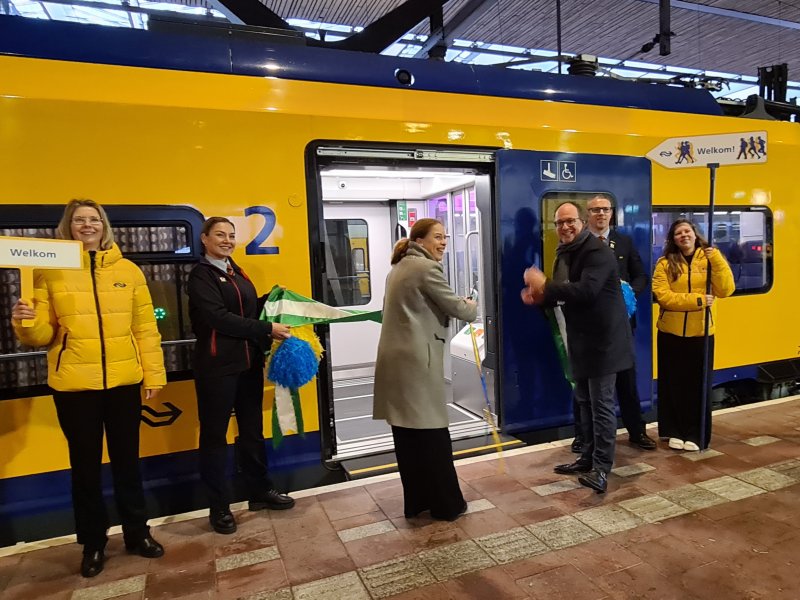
top-left (314, 153), bottom-right (496, 461)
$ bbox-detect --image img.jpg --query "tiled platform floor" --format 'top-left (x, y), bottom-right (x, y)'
top-left (3, 397), bottom-right (800, 599)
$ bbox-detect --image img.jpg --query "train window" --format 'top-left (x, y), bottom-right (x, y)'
top-left (323, 218), bottom-right (372, 306)
top-left (0, 205), bottom-right (204, 399)
top-left (540, 191), bottom-right (619, 277)
top-left (652, 207), bottom-right (773, 295)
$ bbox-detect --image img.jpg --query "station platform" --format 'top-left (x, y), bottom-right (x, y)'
top-left (2, 396), bottom-right (800, 600)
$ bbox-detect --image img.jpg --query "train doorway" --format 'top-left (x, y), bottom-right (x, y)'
top-left (308, 145), bottom-right (502, 466)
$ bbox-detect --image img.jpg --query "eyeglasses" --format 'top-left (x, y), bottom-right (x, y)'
top-left (554, 218), bottom-right (581, 228)
top-left (587, 207), bottom-right (612, 214)
top-left (72, 217), bottom-right (103, 226)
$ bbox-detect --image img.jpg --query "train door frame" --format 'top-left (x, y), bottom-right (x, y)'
top-left (305, 141), bottom-right (499, 465)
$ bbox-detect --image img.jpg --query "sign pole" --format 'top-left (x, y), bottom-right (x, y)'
top-left (700, 162), bottom-right (719, 451)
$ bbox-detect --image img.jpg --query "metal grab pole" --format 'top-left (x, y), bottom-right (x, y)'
top-left (700, 162), bottom-right (719, 450)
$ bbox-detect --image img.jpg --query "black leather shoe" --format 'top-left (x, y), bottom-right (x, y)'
top-left (630, 432), bottom-right (657, 450)
top-left (578, 469), bottom-right (608, 494)
top-left (570, 437), bottom-right (584, 453)
top-left (554, 460), bottom-right (592, 474)
top-left (125, 534), bottom-right (164, 558)
top-left (209, 509), bottom-right (237, 534)
top-left (249, 489), bottom-right (295, 511)
top-left (80, 550), bottom-right (105, 578)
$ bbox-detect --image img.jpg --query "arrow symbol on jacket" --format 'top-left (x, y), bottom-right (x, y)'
top-left (141, 402), bottom-right (182, 427)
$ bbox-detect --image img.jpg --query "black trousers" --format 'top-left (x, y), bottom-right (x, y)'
top-left (391, 426), bottom-right (465, 520)
top-left (52, 384), bottom-right (149, 553)
top-left (575, 373), bottom-right (618, 474)
top-left (657, 331), bottom-right (714, 448)
top-left (195, 365), bottom-right (273, 512)
top-left (573, 364), bottom-right (645, 439)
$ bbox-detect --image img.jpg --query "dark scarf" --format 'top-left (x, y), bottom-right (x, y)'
top-left (553, 229), bottom-right (591, 283)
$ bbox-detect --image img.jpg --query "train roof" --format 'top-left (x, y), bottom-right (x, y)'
top-left (0, 15), bottom-right (722, 117)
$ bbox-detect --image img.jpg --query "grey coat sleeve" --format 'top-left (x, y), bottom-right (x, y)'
top-left (420, 263), bottom-right (478, 322)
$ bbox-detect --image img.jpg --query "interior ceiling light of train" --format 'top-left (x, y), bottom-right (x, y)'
top-left (2, 0), bottom-right (798, 105)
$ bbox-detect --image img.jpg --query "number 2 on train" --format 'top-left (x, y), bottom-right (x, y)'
top-left (244, 206), bottom-right (279, 255)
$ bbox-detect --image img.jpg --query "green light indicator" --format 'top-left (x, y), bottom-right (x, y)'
top-left (154, 307), bottom-right (167, 321)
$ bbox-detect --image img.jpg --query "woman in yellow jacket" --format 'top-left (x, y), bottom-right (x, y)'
top-left (652, 219), bottom-right (734, 452)
top-left (11, 199), bottom-right (167, 578)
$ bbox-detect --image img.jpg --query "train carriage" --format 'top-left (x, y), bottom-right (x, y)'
top-left (0, 15), bottom-right (797, 545)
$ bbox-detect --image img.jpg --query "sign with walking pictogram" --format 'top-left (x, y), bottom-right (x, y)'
top-left (647, 131), bottom-right (767, 169)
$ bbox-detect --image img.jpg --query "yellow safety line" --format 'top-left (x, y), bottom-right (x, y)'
top-left (347, 439), bottom-right (523, 476)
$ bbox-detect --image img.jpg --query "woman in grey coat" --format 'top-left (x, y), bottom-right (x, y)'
top-left (373, 218), bottom-right (477, 521)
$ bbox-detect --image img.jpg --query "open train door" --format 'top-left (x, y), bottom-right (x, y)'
top-left (495, 150), bottom-right (653, 434)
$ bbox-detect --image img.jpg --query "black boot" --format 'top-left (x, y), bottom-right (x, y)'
top-left (578, 469), bottom-right (608, 494)
top-left (249, 490), bottom-right (295, 511)
top-left (80, 550), bottom-right (105, 578)
top-left (570, 436), bottom-right (584, 453)
top-left (629, 432), bottom-right (657, 450)
top-left (209, 509), bottom-right (237, 534)
top-left (125, 534), bottom-right (165, 558)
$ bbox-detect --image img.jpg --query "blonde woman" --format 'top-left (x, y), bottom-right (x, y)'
top-left (11, 199), bottom-right (166, 577)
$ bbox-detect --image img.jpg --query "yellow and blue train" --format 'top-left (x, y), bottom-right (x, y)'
top-left (0, 15), bottom-right (797, 545)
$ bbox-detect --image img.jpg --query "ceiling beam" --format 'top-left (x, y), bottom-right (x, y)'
top-left (312, 0), bottom-right (450, 53)
top-left (413, 0), bottom-right (497, 59)
top-left (204, 0), bottom-right (291, 29)
top-left (636, 0), bottom-right (800, 30)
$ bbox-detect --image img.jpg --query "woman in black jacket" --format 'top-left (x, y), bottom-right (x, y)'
top-left (188, 217), bottom-right (294, 534)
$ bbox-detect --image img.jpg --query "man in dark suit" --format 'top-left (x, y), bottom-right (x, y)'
top-left (523, 202), bottom-right (633, 493)
top-left (573, 193), bottom-right (656, 451)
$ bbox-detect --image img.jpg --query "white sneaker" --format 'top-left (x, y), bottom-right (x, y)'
top-left (668, 438), bottom-right (685, 450)
top-left (683, 441), bottom-right (700, 452)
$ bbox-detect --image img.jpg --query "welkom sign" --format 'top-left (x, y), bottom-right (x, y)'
top-left (647, 131), bottom-right (768, 169)
top-left (0, 236), bottom-right (82, 326)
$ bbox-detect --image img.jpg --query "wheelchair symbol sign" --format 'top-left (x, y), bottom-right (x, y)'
top-left (559, 161), bottom-right (576, 181)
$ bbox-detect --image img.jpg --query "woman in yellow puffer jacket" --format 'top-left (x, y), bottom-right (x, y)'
top-left (652, 218), bottom-right (734, 453)
top-left (11, 199), bottom-right (167, 578)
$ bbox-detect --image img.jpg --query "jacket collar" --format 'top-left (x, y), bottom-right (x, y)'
top-left (406, 241), bottom-right (441, 265)
top-left (81, 243), bottom-right (123, 269)
top-left (198, 255), bottom-right (246, 278)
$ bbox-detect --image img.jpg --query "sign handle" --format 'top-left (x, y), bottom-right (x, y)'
top-left (19, 267), bottom-right (35, 328)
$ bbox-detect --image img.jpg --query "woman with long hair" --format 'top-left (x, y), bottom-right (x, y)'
top-left (373, 218), bottom-right (477, 520)
top-left (187, 217), bottom-right (294, 536)
top-left (652, 218), bottom-right (734, 451)
top-left (11, 199), bottom-right (166, 577)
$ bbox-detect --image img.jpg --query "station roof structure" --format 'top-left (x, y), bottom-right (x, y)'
top-left (3, 0), bottom-right (799, 104)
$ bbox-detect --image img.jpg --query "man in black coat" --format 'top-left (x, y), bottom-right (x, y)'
top-left (569, 194), bottom-right (656, 451)
top-left (523, 202), bottom-right (633, 493)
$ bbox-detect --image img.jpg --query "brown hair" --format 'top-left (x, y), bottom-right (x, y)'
top-left (661, 218), bottom-right (709, 281)
top-left (55, 199), bottom-right (115, 250)
top-left (390, 218), bottom-right (443, 265)
top-left (200, 217), bottom-right (235, 255)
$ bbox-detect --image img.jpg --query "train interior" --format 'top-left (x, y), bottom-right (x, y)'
top-left (315, 155), bottom-right (499, 464)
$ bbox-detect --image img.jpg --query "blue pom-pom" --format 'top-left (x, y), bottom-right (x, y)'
top-left (268, 337), bottom-right (320, 389)
top-left (621, 280), bottom-right (637, 318)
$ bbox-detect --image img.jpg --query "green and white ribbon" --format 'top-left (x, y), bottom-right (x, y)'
top-left (260, 286), bottom-right (382, 446)
top-left (261, 286), bottom-right (382, 326)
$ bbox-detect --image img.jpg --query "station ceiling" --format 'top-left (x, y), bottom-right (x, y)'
top-left (221, 0), bottom-right (800, 79)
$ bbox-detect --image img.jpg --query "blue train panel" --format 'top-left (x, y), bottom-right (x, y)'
top-left (0, 15), bottom-right (722, 116)
top-left (496, 150), bottom-right (652, 433)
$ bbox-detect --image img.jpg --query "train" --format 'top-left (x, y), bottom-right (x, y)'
top-left (0, 14), bottom-right (797, 546)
